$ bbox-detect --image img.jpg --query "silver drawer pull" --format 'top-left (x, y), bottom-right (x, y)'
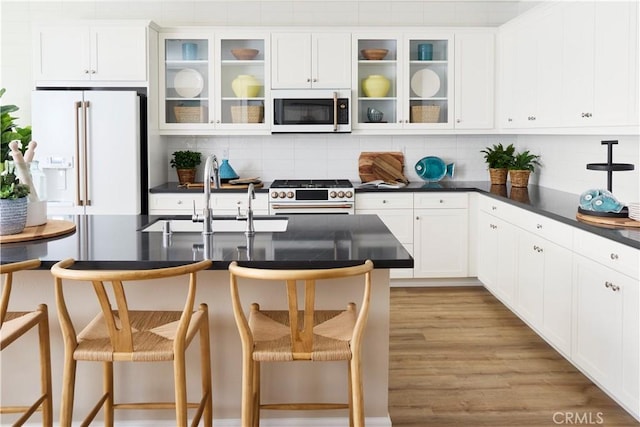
top-left (536, 224), bottom-right (542, 229)
top-left (610, 253), bottom-right (619, 260)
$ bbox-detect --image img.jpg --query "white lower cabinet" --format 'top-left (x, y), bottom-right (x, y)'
top-left (149, 192), bottom-right (268, 215)
top-left (477, 209), bottom-right (517, 306)
top-left (516, 230), bottom-right (573, 356)
top-left (573, 255), bottom-right (639, 417)
top-left (413, 193), bottom-right (468, 278)
top-left (355, 193), bottom-right (414, 279)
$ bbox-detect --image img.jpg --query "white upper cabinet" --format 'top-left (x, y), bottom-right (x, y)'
top-left (34, 23), bottom-right (150, 84)
top-left (561, 1), bottom-right (638, 127)
top-left (454, 31), bottom-right (495, 129)
top-left (271, 33), bottom-right (351, 89)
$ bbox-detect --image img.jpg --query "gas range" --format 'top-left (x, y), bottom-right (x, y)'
top-left (269, 179), bottom-right (355, 215)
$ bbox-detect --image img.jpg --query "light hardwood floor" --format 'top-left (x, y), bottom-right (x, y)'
top-left (388, 286), bottom-right (639, 427)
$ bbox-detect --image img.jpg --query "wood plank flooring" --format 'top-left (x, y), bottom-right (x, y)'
top-left (388, 286), bottom-right (639, 426)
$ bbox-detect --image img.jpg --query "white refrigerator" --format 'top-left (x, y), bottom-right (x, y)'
top-left (32, 90), bottom-right (143, 215)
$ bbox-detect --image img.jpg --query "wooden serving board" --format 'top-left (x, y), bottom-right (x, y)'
top-left (184, 182), bottom-right (264, 190)
top-left (576, 212), bottom-right (640, 228)
top-left (359, 152), bottom-right (408, 183)
top-left (0, 219), bottom-right (76, 244)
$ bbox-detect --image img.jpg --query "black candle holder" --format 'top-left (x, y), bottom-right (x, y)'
top-left (579, 140), bottom-right (635, 218)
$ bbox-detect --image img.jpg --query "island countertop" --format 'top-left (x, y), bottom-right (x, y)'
top-left (0, 214), bottom-right (414, 270)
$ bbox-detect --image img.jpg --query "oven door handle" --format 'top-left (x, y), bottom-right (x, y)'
top-left (271, 203), bottom-right (354, 210)
top-left (333, 91), bottom-right (338, 132)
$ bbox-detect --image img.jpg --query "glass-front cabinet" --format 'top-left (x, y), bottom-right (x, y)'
top-left (353, 33), bottom-right (453, 131)
top-left (160, 33), bottom-right (213, 130)
top-left (216, 34), bottom-right (269, 131)
top-left (159, 32), bottom-right (269, 132)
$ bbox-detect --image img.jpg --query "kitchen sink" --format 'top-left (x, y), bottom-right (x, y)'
top-left (141, 217), bottom-right (289, 233)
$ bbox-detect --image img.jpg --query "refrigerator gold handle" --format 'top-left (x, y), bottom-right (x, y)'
top-left (74, 101), bottom-right (83, 206)
top-left (83, 101), bottom-right (91, 206)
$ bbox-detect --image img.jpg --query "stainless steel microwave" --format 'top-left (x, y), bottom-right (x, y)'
top-left (271, 89), bottom-right (351, 133)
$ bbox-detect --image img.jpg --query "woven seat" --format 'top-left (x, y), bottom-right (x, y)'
top-left (0, 259), bottom-right (53, 426)
top-left (228, 260), bottom-right (374, 427)
top-left (51, 258), bottom-right (213, 427)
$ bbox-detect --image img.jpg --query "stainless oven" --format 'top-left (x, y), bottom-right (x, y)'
top-left (269, 179), bottom-right (355, 215)
top-left (272, 90), bottom-right (351, 133)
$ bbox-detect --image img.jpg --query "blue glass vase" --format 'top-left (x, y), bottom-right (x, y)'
top-left (219, 159), bottom-right (239, 182)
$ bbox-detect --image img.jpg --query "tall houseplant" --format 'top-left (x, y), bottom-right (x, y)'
top-left (480, 143), bottom-right (515, 185)
top-left (170, 150), bottom-right (201, 185)
top-left (508, 150), bottom-right (540, 188)
top-left (0, 169), bottom-right (30, 235)
top-left (1, 88), bottom-right (31, 169)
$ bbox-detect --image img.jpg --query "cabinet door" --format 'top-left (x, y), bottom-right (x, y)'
top-left (34, 25), bottom-right (91, 81)
top-left (271, 33), bottom-right (312, 88)
top-left (91, 26), bottom-right (147, 81)
top-left (414, 209), bottom-right (468, 278)
top-left (498, 25), bottom-right (517, 128)
top-left (513, 21), bottom-right (538, 127)
top-left (573, 256), bottom-right (633, 403)
top-left (312, 33), bottom-right (351, 89)
top-left (478, 211), bottom-right (517, 306)
top-left (160, 33), bottom-right (214, 129)
top-left (454, 32), bottom-right (495, 129)
top-left (516, 231), bottom-right (545, 328)
top-left (541, 239), bottom-right (573, 356)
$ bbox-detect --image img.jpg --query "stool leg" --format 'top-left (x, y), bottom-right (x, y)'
top-left (252, 361), bottom-right (260, 427)
top-left (347, 361), bottom-right (354, 427)
top-left (38, 305), bottom-right (53, 427)
top-left (199, 305), bottom-right (213, 427)
top-left (103, 362), bottom-right (114, 427)
top-left (174, 351), bottom-right (188, 427)
top-left (59, 355), bottom-right (77, 427)
top-left (350, 356), bottom-right (365, 427)
top-left (240, 352), bottom-right (254, 427)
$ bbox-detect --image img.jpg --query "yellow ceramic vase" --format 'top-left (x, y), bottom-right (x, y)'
top-left (362, 75), bottom-right (391, 97)
top-left (232, 75), bottom-right (261, 98)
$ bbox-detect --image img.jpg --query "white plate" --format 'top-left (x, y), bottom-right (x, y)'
top-left (410, 68), bottom-right (440, 98)
top-left (174, 68), bottom-right (204, 98)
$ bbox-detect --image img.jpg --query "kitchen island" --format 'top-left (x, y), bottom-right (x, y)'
top-left (0, 214), bottom-right (412, 426)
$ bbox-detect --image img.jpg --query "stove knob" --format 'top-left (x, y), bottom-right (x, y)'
top-left (330, 191), bottom-right (337, 198)
top-left (271, 191), bottom-right (279, 198)
top-left (345, 190), bottom-right (353, 198)
top-left (338, 191), bottom-right (345, 198)
top-left (287, 191), bottom-right (294, 199)
top-left (279, 191), bottom-right (286, 199)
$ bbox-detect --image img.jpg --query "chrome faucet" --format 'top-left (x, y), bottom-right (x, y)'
top-left (193, 154), bottom-right (220, 235)
top-left (237, 183), bottom-right (256, 236)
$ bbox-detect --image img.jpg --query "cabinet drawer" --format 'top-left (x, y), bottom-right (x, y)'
top-left (514, 209), bottom-right (574, 249)
top-left (211, 193), bottom-right (268, 211)
top-left (414, 193), bottom-right (468, 209)
top-left (355, 193), bottom-right (413, 210)
top-left (357, 209), bottom-right (413, 243)
top-left (574, 229), bottom-right (639, 279)
top-left (150, 194), bottom-right (202, 212)
top-left (478, 195), bottom-right (519, 222)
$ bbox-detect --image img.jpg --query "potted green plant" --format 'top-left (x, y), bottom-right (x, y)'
top-left (1, 88), bottom-right (31, 170)
top-left (170, 150), bottom-right (201, 185)
top-left (0, 168), bottom-right (30, 235)
top-left (480, 143), bottom-right (515, 185)
top-left (508, 150), bottom-right (540, 188)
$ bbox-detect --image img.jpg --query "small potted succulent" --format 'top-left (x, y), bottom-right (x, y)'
top-left (508, 150), bottom-right (540, 188)
top-left (170, 150), bottom-right (201, 185)
top-left (0, 168), bottom-right (30, 235)
top-left (480, 143), bottom-right (515, 185)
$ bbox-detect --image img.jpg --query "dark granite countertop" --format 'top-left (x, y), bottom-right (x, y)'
top-left (149, 180), bottom-right (640, 249)
top-left (0, 214), bottom-right (414, 270)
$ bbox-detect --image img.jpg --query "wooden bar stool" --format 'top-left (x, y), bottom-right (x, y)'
top-left (0, 258), bottom-right (53, 426)
top-left (50, 258), bottom-right (213, 427)
top-left (228, 260), bottom-right (374, 427)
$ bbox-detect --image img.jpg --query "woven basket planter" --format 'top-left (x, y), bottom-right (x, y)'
top-left (176, 169), bottom-right (197, 185)
top-left (488, 168), bottom-right (508, 185)
top-left (509, 170), bottom-right (531, 188)
top-left (0, 197), bottom-right (28, 235)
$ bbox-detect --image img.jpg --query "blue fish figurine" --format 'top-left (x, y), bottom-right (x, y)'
top-left (591, 193), bottom-right (624, 213)
top-left (579, 189), bottom-right (600, 210)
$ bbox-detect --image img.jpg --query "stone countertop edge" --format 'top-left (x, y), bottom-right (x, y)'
top-left (151, 181), bottom-right (640, 249)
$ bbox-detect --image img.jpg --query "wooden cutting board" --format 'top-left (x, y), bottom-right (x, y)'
top-left (576, 212), bottom-right (640, 228)
top-left (0, 219), bottom-right (76, 244)
top-left (359, 152), bottom-right (408, 183)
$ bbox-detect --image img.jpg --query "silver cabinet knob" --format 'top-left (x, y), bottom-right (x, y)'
top-left (536, 224), bottom-right (542, 229)
top-left (610, 253), bottom-right (619, 260)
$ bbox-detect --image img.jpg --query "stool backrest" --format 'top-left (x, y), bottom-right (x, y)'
top-left (0, 259), bottom-right (41, 327)
top-left (50, 258), bottom-right (212, 353)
